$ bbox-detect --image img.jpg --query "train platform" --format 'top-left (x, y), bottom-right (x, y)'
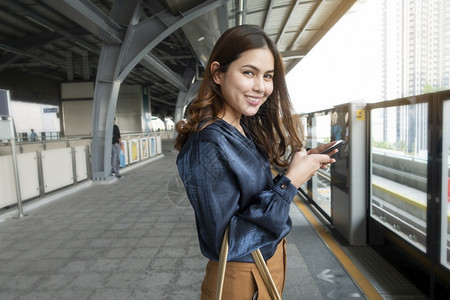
top-left (0, 139), bottom-right (426, 299)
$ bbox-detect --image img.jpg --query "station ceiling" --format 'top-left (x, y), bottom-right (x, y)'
top-left (0, 0), bottom-right (356, 117)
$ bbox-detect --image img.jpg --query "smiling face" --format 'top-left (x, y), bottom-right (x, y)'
top-left (211, 47), bottom-right (275, 127)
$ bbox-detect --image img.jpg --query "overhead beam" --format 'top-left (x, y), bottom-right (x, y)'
top-left (150, 97), bottom-right (177, 107)
top-left (287, 0), bottom-right (323, 50)
top-left (43, 0), bottom-right (206, 91)
top-left (0, 43), bottom-right (60, 68)
top-left (281, 49), bottom-right (307, 59)
top-left (116, 0), bottom-right (227, 83)
top-left (303, 0), bottom-right (358, 50)
top-left (284, 0), bottom-right (358, 72)
top-left (140, 53), bottom-right (188, 91)
top-left (43, 0), bottom-right (123, 44)
top-left (5, 28), bottom-right (89, 51)
top-left (276, 0), bottom-right (301, 45)
top-left (262, 0), bottom-right (275, 32)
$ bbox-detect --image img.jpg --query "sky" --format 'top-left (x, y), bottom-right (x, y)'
top-left (286, 0), bottom-right (382, 114)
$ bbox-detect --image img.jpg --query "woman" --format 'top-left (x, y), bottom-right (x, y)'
top-left (175, 25), bottom-right (337, 299)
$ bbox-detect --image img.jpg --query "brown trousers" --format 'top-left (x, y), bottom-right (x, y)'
top-left (201, 239), bottom-right (287, 300)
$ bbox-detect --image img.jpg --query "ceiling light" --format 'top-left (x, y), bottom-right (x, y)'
top-left (197, 36), bottom-right (205, 42)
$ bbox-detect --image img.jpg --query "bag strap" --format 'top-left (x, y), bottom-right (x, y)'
top-left (251, 249), bottom-right (282, 300)
top-left (215, 227), bottom-right (229, 300)
top-left (215, 227), bottom-right (281, 300)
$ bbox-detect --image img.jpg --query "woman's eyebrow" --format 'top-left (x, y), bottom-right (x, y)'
top-left (241, 64), bottom-right (275, 73)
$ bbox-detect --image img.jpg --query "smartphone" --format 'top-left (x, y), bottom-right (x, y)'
top-left (321, 140), bottom-right (345, 154)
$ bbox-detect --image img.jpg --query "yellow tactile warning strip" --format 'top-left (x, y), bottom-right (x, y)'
top-left (293, 196), bottom-right (383, 300)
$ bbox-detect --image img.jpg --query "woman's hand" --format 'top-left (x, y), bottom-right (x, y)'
top-left (284, 149), bottom-right (336, 188)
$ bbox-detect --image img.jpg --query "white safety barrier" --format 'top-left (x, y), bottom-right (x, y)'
top-left (0, 152), bottom-right (40, 208)
top-left (121, 134), bottom-right (162, 167)
top-left (41, 148), bottom-right (73, 193)
top-left (0, 134), bottom-right (163, 212)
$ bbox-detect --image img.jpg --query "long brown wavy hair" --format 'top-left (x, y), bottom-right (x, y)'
top-left (175, 25), bottom-right (304, 168)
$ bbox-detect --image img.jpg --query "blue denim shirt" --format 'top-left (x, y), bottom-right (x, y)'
top-left (176, 120), bottom-right (298, 262)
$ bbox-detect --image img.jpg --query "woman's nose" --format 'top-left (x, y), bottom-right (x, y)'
top-left (253, 76), bottom-right (265, 93)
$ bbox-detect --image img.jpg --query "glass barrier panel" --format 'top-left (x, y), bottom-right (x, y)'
top-left (310, 113), bottom-right (332, 216)
top-left (300, 116), bottom-right (309, 191)
top-left (370, 103), bottom-right (428, 253)
top-left (330, 110), bottom-right (349, 193)
top-left (441, 99), bottom-right (450, 270)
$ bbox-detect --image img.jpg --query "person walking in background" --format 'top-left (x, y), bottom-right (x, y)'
top-left (175, 25), bottom-right (338, 299)
top-left (112, 117), bottom-right (123, 179)
top-left (29, 129), bottom-right (37, 141)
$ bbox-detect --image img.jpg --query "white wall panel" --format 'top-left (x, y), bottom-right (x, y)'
top-left (74, 146), bottom-right (87, 181)
top-left (17, 152), bottom-right (39, 200)
top-left (0, 155), bottom-right (17, 208)
top-left (61, 82), bottom-right (94, 99)
top-left (149, 137), bottom-right (156, 156)
top-left (0, 119), bottom-right (13, 139)
top-left (117, 85), bottom-right (144, 133)
top-left (41, 148), bottom-right (73, 193)
top-left (62, 100), bottom-right (93, 136)
top-left (156, 136), bottom-right (162, 154)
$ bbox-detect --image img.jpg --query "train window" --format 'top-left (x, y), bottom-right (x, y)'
top-left (370, 103), bottom-right (428, 253)
top-left (441, 99), bottom-right (450, 270)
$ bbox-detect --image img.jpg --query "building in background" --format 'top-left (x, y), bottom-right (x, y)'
top-left (381, 0), bottom-right (450, 99)
top-left (378, 0), bottom-right (449, 155)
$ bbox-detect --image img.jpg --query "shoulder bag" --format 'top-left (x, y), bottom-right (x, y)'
top-left (215, 227), bottom-right (282, 300)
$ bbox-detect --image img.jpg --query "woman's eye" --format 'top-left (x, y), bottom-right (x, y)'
top-left (264, 74), bottom-right (273, 80)
top-left (244, 71), bottom-right (254, 76)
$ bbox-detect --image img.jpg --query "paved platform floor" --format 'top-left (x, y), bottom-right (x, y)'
top-left (0, 139), bottom-right (365, 299)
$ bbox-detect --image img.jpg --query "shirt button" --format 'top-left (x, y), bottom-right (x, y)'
top-left (280, 184), bottom-right (287, 189)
